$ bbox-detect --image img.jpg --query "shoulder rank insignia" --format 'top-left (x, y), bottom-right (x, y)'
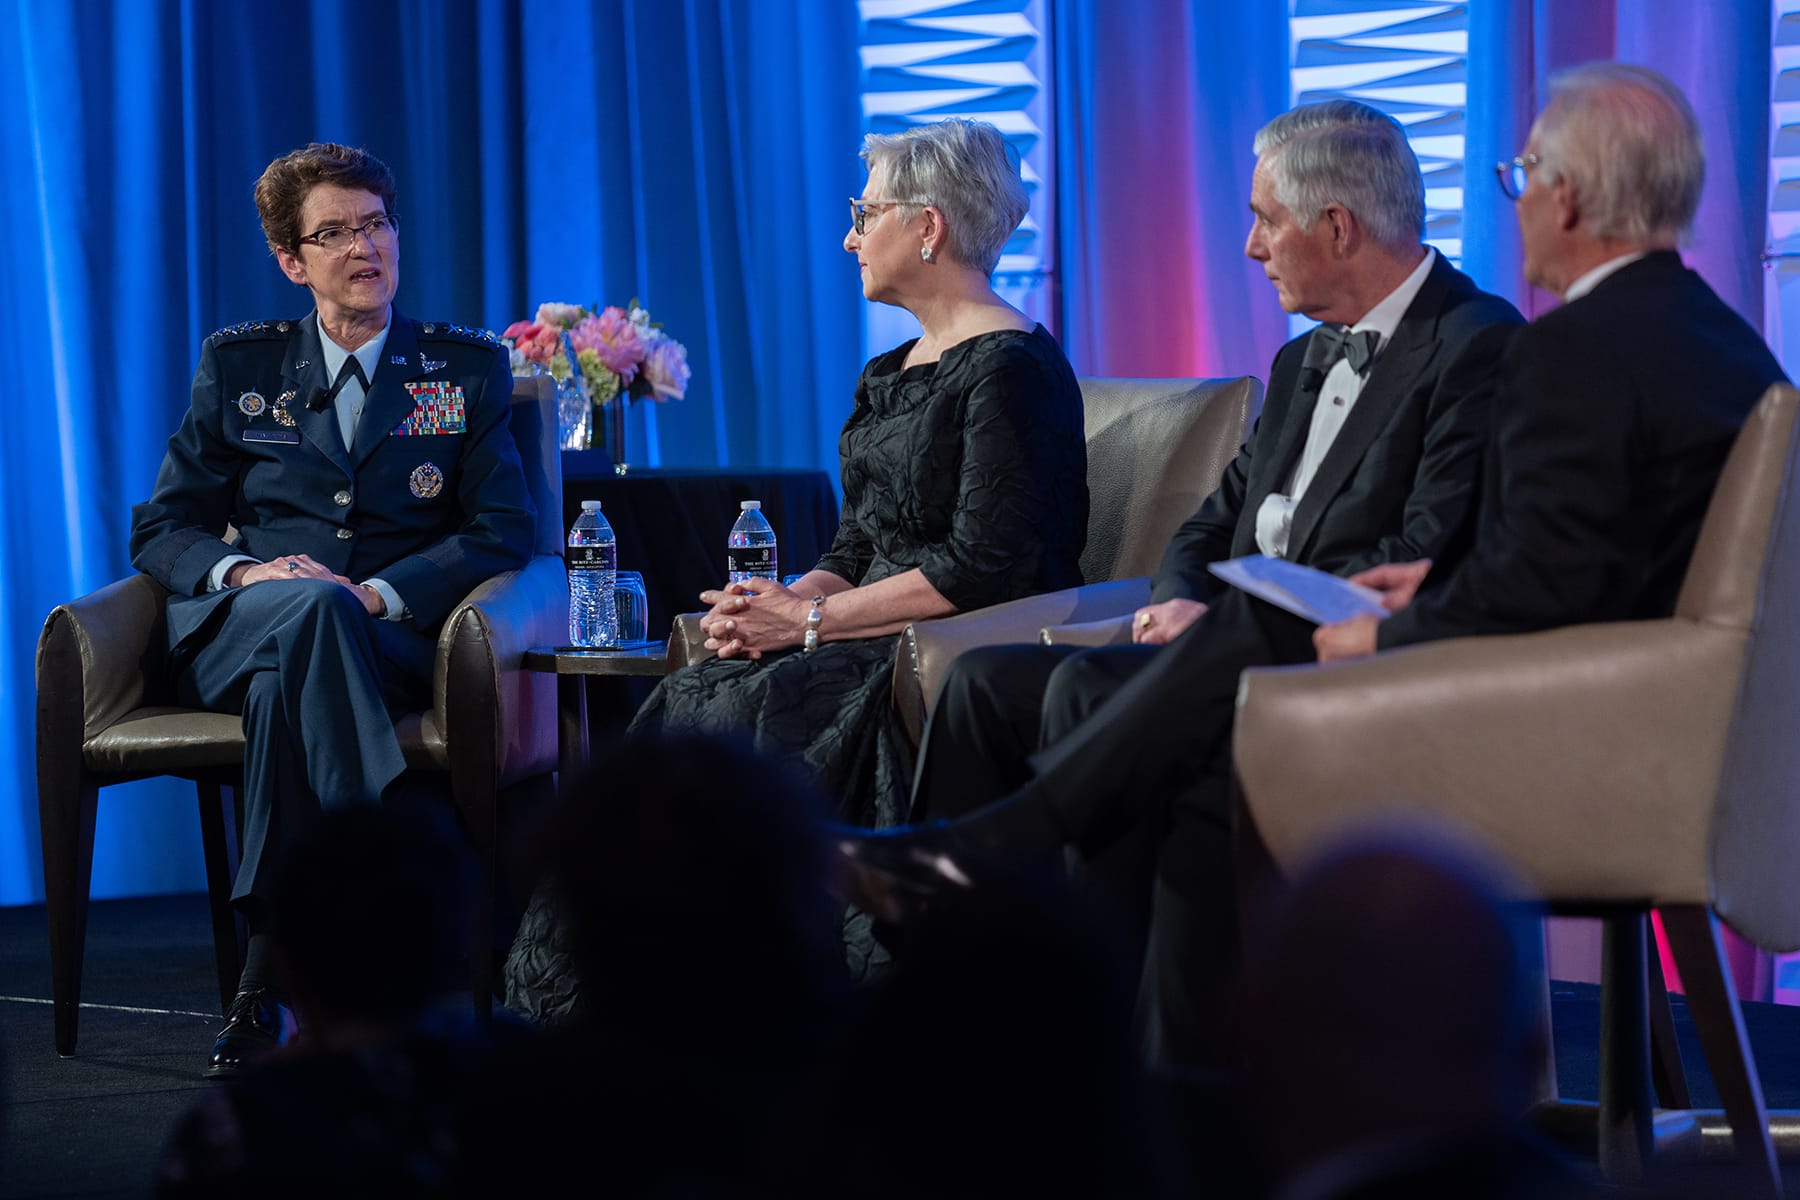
top-left (419, 321), bottom-right (500, 346)
top-left (209, 320), bottom-right (291, 341)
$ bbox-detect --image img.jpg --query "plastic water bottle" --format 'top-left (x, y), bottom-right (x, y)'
top-left (567, 499), bottom-right (618, 647)
top-left (727, 500), bottom-right (779, 584)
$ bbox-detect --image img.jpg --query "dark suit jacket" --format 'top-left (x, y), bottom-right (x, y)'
top-left (130, 311), bottom-right (535, 636)
top-left (1151, 253), bottom-right (1524, 606)
top-left (1382, 251), bottom-right (1788, 648)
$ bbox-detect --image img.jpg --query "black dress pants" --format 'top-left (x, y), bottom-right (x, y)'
top-left (913, 588), bottom-right (1317, 1065)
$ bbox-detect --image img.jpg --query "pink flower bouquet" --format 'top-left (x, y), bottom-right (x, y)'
top-left (503, 300), bottom-right (690, 407)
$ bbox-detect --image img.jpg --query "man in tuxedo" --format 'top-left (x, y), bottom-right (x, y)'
top-left (131, 143), bottom-right (534, 1076)
top-left (844, 64), bottom-right (1786, 1069)
top-left (847, 99), bottom-right (1521, 1065)
top-left (1315, 61), bottom-right (1786, 661)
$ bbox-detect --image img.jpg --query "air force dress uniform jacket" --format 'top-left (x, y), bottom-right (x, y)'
top-left (127, 312), bottom-right (535, 907)
top-left (131, 311), bottom-right (535, 639)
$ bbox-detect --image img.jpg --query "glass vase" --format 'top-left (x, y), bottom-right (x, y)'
top-left (556, 373), bottom-right (592, 450)
top-left (598, 397), bottom-right (629, 474)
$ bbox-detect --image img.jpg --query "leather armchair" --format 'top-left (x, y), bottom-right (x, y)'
top-left (35, 373), bottom-right (565, 1056)
top-left (891, 376), bottom-right (1261, 744)
top-left (1231, 384), bottom-right (1800, 1194)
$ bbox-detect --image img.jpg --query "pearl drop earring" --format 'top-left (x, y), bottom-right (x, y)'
top-left (920, 246), bottom-right (932, 262)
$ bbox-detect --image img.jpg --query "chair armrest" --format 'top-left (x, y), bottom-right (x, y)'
top-left (1041, 616), bottom-right (1135, 647)
top-left (891, 577), bottom-right (1151, 746)
top-left (438, 554), bottom-right (566, 782)
top-left (1232, 619), bottom-right (1744, 905)
top-left (37, 574), bottom-right (172, 742)
top-left (667, 612), bottom-right (711, 669)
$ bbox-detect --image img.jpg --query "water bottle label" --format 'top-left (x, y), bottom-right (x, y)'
top-left (568, 544), bottom-right (612, 570)
top-left (727, 546), bottom-right (777, 575)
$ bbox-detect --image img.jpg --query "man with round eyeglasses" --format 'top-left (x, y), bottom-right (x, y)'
top-left (130, 142), bottom-right (534, 1077)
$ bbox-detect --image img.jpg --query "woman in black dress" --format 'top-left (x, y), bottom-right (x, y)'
top-left (508, 120), bottom-right (1087, 1008)
top-left (633, 118), bottom-right (1085, 829)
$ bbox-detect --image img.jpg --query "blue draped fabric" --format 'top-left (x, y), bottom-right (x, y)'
top-left (0, 0), bottom-right (861, 904)
top-left (1050, 0), bottom-right (1291, 379)
top-left (0, 0), bottom-right (1781, 905)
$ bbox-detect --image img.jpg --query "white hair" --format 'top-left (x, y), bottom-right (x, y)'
top-left (1253, 99), bottom-right (1425, 251)
top-left (860, 119), bottom-right (1027, 274)
top-left (1532, 61), bottom-right (1704, 245)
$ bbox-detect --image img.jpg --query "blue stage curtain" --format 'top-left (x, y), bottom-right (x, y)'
top-left (1050, 0), bottom-right (1291, 380)
top-left (1465, 0), bottom-right (1770, 328)
top-left (0, 0), bottom-right (860, 904)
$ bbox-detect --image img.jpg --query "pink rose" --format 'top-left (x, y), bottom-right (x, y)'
top-left (569, 306), bottom-right (645, 384)
top-left (638, 332), bottom-right (690, 401)
top-left (502, 319), bottom-right (541, 342)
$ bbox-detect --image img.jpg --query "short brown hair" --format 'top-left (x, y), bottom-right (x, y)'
top-left (253, 142), bottom-right (397, 254)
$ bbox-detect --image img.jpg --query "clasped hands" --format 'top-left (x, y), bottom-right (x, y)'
top-left (1312, 558), bottom-right (1431, 663)
top-left (228, 554), bottom-right (385, 617)
top-left (699, 577), bottom-right (807, 660)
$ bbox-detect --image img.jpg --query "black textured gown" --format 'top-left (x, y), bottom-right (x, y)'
top-left (507, 324), bottom-right (1088, 1009)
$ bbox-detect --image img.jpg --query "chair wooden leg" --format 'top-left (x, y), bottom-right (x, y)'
top-left (1531, 920), bottom-right (1559, 1105)
top-left (1660, 906), bottom-right (1780, 1199)
top-left (1599, 913), bottom-right (1654, 1183)
top-left (1647, 919), bottom-right (1692, 1110)
top-left (449, 775), bottom-right (497, 1023)
top-left (39, 777), bottom-right (99, 1057)
top-left (197, 781), bottom-right (244, 1013)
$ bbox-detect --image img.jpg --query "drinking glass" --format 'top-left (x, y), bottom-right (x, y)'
top-left (613, 570), bottom-right (649, 645)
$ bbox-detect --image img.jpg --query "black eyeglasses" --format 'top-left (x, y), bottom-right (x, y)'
top-left (1494, 155), bottom-right (1542, 202)
top-left (297, 214), bottom-right (400, 254)
top-left (848, 197), bottom-right (928, 235)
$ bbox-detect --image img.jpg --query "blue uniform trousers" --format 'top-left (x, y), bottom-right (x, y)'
top-left (164, 580), bottom-right (434, 911)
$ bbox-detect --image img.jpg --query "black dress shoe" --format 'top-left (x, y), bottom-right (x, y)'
top-left (832, 821), bottom-right (988, 924)
top-left (204, 988), bottom-right (291, 1079)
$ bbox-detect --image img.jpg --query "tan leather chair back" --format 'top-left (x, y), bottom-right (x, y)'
top-left (511, 373), bottom-right (563, 559)
top-left (1698, 385), bottom-right (1800, 949)
top-left (1078, 377), bottom-right (1261, 583)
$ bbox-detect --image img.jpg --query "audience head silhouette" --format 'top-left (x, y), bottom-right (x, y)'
top-left (1238, 823), bottom-right (1553, 1191)
top-left (270, 802), bottom-right (473, 1038)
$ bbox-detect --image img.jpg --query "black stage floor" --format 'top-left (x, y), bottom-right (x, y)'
top-left (5, 894), bottom-right (1800, 1198)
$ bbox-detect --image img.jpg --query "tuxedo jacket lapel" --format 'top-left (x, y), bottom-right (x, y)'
top-left (1284, 256), bottom-right (1453, 559)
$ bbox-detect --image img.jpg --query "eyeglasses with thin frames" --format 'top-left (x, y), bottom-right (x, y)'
top-left (1494, 155), bottom-right (1542, 202)
top-left (297, 214), bottom-right (400, 255)
top-left (848, 197), bottom-right (928, 236)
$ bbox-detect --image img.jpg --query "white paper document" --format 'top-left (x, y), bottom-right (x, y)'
top-left (1207, 554), bottom-right (1390, 626)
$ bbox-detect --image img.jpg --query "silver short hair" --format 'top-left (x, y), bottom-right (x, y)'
top-left (1252, 99), bottom-right (1425, 251)
top-left (1533, 62), bottom-right (1704, 245)
top-left (860, 119), bottom-right (1028, 275)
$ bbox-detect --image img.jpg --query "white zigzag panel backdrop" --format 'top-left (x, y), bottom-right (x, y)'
top-left (856, 0), bottom-right (1052, 349)
top-left (854, 1), bottom-right (1468, 345)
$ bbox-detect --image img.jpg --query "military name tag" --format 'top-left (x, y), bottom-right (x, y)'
top-left (243, 428), bottom-right (301, 444)
top-left (395, 381), bottom-right (468, 436)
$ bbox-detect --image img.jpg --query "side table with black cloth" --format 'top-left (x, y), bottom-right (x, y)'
top-left (559, 460), bottom-right (840, 637)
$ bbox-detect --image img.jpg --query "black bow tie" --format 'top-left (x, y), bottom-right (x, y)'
top-left (1305, 325), bottom-right (1381, 377)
